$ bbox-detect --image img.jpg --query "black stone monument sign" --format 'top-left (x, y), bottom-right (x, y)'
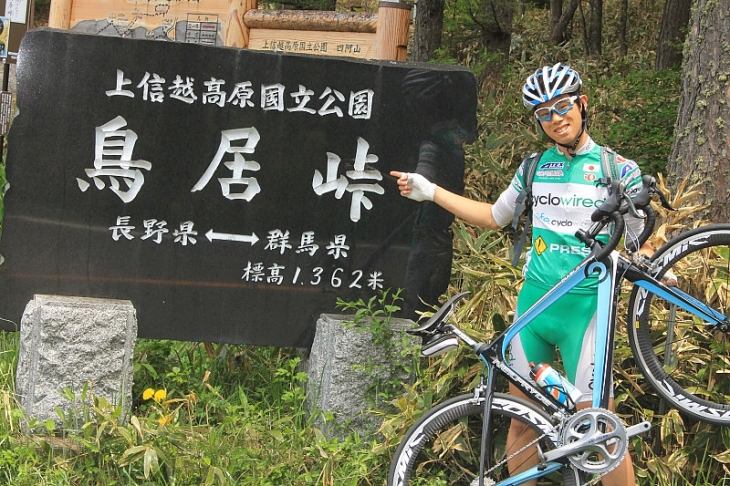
top-left (0, 28), bottom-right (477, 347)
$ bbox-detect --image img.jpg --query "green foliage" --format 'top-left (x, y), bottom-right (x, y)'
top-left (0, 332), bottom-right (392, 485)
top-left (336, 288), bottom-right (403, 347)
top-left (434, 0), bottom-right (680, 175)
top-left (590, 69), bottom-right (681, 175)
top-left (336, 289), bottom-right (421, 409)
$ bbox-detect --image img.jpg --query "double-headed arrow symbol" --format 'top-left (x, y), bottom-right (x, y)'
top-left (205, 229), bottom-right (259, 246)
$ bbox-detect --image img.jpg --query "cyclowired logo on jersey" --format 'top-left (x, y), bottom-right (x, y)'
top-left (532, 192), bottom-right (606, 209)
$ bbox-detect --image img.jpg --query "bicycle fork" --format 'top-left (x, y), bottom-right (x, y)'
top-left (477, 372), bottom-right (496, 486)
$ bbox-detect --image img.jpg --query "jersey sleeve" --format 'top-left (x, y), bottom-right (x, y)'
top-left (491, 164), bottom-right (526, 228)
top-left (492, 184), bottom-right (521, 228)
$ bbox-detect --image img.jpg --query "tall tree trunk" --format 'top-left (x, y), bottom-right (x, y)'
top-left (480, 0), bottom-right (513, 55)
top-left (413, 0), bottom-right (445, 62)
top-left (550, 0), bottom-right (563, 42)
top-left (656, 0), bottom-right (692, 71)
top-left (587, 0), bottom-right (603, 56)
top-left (618, 0), bottom-right (628, 56)
top-left (550, 0), bottom-right (580, 44)
top-left (667, 0), bottom-right (730, 223)
top-left (477, 0), bottom-right (513, 85)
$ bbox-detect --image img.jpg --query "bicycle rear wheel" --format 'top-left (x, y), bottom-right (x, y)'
top-left (628, 224), bottom-right (730, 424)
top-left (387, 392), bottom-right (583, 486)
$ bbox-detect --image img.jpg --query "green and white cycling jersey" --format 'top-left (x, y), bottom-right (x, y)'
top-left (491, 137), bottom-right (644, 291)
top-left (494, 138), bottom-right (644, 394)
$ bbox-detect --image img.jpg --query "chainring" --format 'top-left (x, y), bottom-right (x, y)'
top-left (558, 408), bottom-right (629, 475)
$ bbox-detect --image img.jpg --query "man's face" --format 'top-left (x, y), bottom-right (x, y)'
top-left (536, 94), bottom-right (587, 145)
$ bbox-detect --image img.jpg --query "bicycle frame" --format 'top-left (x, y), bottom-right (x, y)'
top-left (462, 243), bottom-right (730, 486)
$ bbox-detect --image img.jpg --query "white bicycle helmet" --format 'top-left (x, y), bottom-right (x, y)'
top-left (522, 63), bottom-right (583, 109)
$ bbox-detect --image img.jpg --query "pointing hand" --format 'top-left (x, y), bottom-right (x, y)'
top-left (390, 171), bottom-right (436, 202)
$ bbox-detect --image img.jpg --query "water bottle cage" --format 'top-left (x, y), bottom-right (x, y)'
top-left (538, 383), bottom-right (576, 410)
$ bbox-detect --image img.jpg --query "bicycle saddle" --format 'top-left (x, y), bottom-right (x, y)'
top-left (407, 291), bottom-right (471, 336)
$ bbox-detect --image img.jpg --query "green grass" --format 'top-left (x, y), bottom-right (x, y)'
top-left (2, 271), bottom-right (730, 485)
top-left (0, 334), bottom-right (392, 485)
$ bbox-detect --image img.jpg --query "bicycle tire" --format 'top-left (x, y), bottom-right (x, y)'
top-left (387, 392), bottom-right (583, 486)
top-left (628, 224), bottom-right (730, 424)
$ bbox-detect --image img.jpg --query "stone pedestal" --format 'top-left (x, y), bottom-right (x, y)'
top-left (303, 313), bottom-right (418, 438)
top-left (15, 295), bottom-right (137, 432)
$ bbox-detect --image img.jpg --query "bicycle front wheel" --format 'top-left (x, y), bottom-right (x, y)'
top-left (628, 224), bottom-right (730, 424)
top-left (387, 392), bottom-right (583, 486)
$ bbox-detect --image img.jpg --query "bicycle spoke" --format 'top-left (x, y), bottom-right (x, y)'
top-left (629, 225), bottom-right (730, 423)
top-left (388, 394), bottom-right (583, 485)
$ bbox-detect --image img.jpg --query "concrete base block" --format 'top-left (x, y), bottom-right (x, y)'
top-left (15, 295), bottom-right (137, 432)
top-left (304, 313), bottom-right (418, 438)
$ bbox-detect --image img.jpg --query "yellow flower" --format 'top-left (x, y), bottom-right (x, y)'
top-left (158, 415), bottom-right (173, 425)
top-left (142, 388), bottom-right (155, 401)
top-left (153, 389), bottom-right (167, 403)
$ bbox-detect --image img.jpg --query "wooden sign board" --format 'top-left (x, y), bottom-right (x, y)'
top-left (56, 0), bottom-right (249, 47)
top-left (247, 29), bottom-right (376, 59)
top-left (51, 0), bottom-right (410, 60)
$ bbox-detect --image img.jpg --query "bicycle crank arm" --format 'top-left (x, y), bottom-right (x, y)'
top-left (625, 421), bottom-right (652, 438)
top-left (540, 421), bottom-right (651, 464)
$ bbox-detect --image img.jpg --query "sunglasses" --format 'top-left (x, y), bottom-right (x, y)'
top-left (534, 95), bottom-right (579, 121)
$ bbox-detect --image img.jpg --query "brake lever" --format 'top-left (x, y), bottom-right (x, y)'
top-left (622, 193), bottom-right (643, 219)
top-left (656, 188), bottom-right (676, 211)
top-left (621, 175), bottom-right (678, 217)
top-left (628, 175), bottom-right (655, 208)
top-left (591, 180), bottom-right (624, 222)
top-left (634, 175), bottom-right (676, 211)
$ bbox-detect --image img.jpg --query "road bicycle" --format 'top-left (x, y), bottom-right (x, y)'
top-left (388, 175), bottom-right (730, 485)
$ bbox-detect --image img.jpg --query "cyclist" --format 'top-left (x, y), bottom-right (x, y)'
top-left (391, 63), bottom-right (652, 485)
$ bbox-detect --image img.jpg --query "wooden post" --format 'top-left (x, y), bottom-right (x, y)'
top-left (374, 1), bottom-right (411, 61)
top-left (48, 0), bottom-right (73, 29)
top-left (230, 0), bottom-right (258, 48)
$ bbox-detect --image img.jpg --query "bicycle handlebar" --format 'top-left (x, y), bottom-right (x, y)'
top-left (575, 175), bottom-right (674, 259)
